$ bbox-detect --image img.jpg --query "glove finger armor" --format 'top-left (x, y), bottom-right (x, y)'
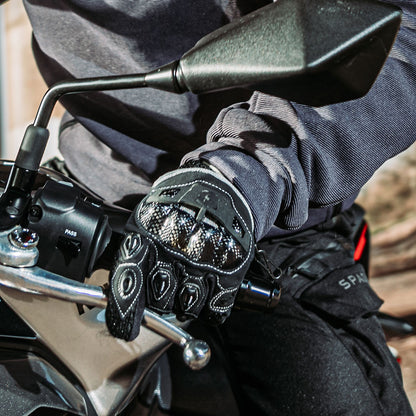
top-left (106, 233), bottom-right (154, 340)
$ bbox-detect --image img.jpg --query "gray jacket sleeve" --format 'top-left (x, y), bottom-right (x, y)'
top-left (182, 1), bottom-right (416, 240)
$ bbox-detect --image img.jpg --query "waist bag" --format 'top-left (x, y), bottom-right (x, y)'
top-left (257, 204), bottom-right (383, 323)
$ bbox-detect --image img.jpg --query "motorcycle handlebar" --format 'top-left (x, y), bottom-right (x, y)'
top-left (0, 263), bottom-right (211, 370)
top-left (0, 259), bottom-right (280, 370)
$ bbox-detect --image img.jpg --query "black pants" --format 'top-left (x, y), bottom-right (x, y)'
top-left (170, 207), bottom-right (413, 416)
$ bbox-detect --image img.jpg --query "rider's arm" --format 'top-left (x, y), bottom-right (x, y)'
top-left (182, 1), bottom-right (416, 240)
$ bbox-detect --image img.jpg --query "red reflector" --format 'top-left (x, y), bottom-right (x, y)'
top-left (354, 223), bottom-right (368, 261)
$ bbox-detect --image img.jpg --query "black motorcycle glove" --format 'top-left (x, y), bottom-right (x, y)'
top-left (105, 166), bottom-right (255, 341)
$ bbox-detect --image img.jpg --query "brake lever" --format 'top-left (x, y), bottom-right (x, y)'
top-left (0, 263), bottom-right (211, 370)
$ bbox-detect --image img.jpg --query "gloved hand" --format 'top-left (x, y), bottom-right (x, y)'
top-left (105, 165), bottom-right (255, 341)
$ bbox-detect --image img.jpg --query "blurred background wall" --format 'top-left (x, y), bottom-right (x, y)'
top-left (1, 0), bottom-right (63, 162)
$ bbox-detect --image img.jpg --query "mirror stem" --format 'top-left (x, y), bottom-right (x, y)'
top-left (34, 73), bottom-right (149, 128)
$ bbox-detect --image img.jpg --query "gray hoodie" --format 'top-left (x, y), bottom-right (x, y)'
top-left (23, 0), bottom-right (416, 239)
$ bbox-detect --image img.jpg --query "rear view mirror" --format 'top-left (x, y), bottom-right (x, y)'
top-left (35, 0), bottom-right (403, 127)
top-left (173, 0), bottom-right (402, 106)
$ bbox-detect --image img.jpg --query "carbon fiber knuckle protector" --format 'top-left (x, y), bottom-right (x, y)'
top-left (136, 168), bottom-right (254, 272)
top-left (131, 167), bottom-right (255, 323)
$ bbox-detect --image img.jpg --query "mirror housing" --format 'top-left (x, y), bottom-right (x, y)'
top-left (172, 0), bottom-right (401, 106)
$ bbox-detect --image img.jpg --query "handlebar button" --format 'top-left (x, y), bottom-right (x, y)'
top-left (56, 236), bottom-right (82, 259)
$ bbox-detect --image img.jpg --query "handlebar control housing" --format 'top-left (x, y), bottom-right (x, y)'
top-left (27, 180), bottom-right (112, 281)
top-left (20, 177), bottom-right (280, 312)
